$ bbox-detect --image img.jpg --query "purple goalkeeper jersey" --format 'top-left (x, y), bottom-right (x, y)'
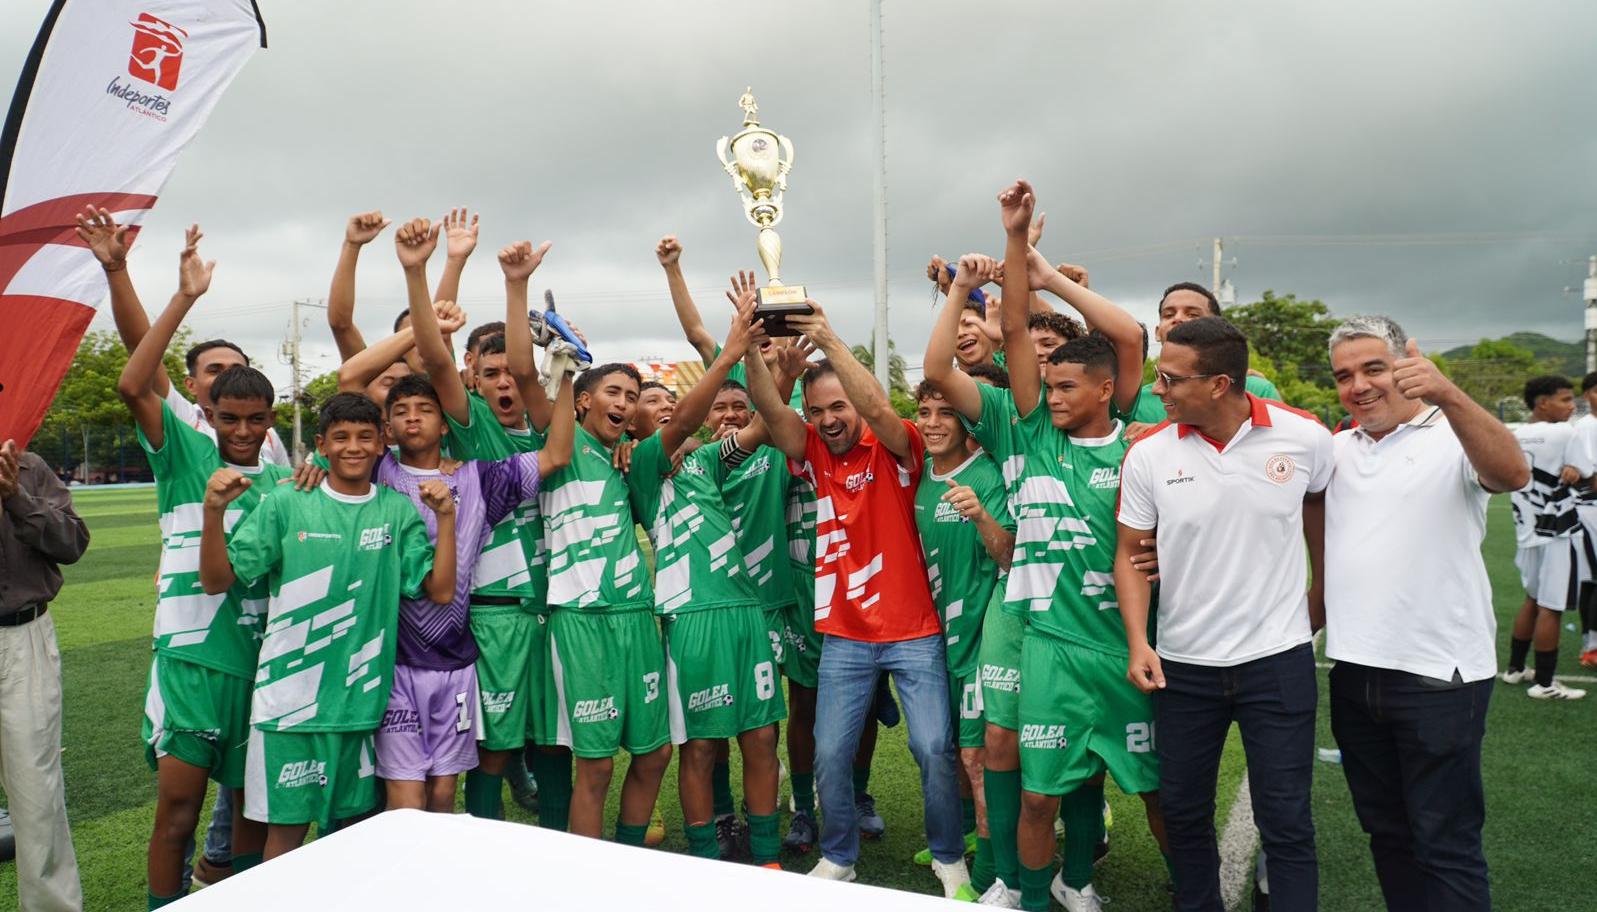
top-left (376, 452), bottom-right (541, 670)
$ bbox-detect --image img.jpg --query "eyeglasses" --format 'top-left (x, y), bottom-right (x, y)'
top-left (1154, 370), bottom-right (1220, 387)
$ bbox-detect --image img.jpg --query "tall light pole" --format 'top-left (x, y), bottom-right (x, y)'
top-left (869, 0), bottom-right (890, 391)
top-left (1584, 255), bottom-right (1597, 374)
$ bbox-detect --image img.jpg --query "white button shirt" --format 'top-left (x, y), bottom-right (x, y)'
top-left (1325, 406), bottom-right (1495, 682)
top-left (1119, 395), bottom-right (1333, 667)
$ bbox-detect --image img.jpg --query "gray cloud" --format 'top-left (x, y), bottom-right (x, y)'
top-left (4, 0), bottom-right (1594, 392)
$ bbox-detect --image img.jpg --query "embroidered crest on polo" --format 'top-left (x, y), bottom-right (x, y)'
top-left (1265, 454), bottom-right (1295, 484)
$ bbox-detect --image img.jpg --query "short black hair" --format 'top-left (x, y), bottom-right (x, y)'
top-left (1047, 334), bottom-right (1119, 379)
top-left (1164, 317), bottom-right (1249, 392)
top-left (392, 310), bottom-right (410, 333)
top-left (1160, 282), bottom-right (1222, 317)
top-left (717, 379), bottom-right (750, 396)
top-left (1026, 311), bottom-right (1085, 342)
top-left (467, 322), bottom-right (506, 357)
top-left (961, 298), bottom-right (986, 317)
top-left (384, 373), bottom-right (441, 416)
top-left (964, 362), bottom-right (1011, 389)
top-left (639, 380), bottom-right (675, 398)
top-left (208, 365), bottom-right (275, 407)
top-left (317, 392), bottom-right (383, 436)
top-left (575, 362), bottom-right (643, 401)
top-left (800, 359), bottom-right (837, 389)
top-left (914, 380), bottom-right (943, 402)
top-left (185, 339), bottom-right (248, 375)
top-left (1581, 371), bottom-right (1597, 394)
top-left (1525, 375), bottom-right (1573, 410)
top-left (475, 334), bottom-right (507, 359)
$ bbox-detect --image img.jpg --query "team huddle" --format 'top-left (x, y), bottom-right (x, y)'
top-left (84, 177), bottom-right (1531, 912)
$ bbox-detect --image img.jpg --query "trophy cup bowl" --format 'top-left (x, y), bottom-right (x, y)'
top-left (716, 91), bottom-right (808, 334)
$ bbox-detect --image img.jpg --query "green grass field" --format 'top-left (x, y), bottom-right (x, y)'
top-left (2, 488), bottom-right (1593, 909)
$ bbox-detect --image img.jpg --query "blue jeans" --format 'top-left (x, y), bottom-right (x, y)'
top-left (180, 785), bottom-right (234, 888)
top-left (1157, 643), bottom-right (1318, 912)
top-left (814, 633), bottom-right (963, 867)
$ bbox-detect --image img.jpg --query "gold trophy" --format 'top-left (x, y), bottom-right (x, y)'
top-left (716, 88), bottom-right (809, 333)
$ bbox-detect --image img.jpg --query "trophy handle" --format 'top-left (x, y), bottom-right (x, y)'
top-left (776, 134), bottom-right (795, 193)
top-left (715, 136), bottom-right (742, 192)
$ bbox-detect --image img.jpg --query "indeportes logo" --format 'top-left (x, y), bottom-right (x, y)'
top-left (128, 13), bottom-right (186, 90)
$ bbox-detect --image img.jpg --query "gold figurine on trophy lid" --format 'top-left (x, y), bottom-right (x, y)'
top-left (716, 88), bottom-right (810, 334)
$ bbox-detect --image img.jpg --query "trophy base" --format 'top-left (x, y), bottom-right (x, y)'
top-left (756, 284), bottom-right (810, 337)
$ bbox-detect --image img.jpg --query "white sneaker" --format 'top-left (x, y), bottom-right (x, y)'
top-left (808, 857), bottom-right (856, 882)
top-left (931, 857), bottom-right (972, 900)
top-left (1050, 873), bottom-right (1106, 912)
top-left (1501, 668), bottom-right (1534, 684)
top-left (977, 877), bottom-right (1022, 908)
top-left (1528, 680), bottom-right (1587, 700)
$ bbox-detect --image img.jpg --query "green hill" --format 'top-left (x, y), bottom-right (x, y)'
top-left (1442, 332), bottom-right (1586, 377)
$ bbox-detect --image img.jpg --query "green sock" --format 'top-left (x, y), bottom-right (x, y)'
top-left (149, 890), bottom-right (186, 909)
top-left (970, 836), bottom-right (996, 893)
top-left (1019, 862), bottom-right (1054, 912)
top-left (853, 765), bottom-right (871, 794)
top-left (615, 822), bottom-right (649, 847)
top-left (748, 812), bottom-right (781, 865)
top-left (712, 759), bottom-right (735, 817)
top-left (464, 769), bottom-right (505, 820)
top-left (1060, 783), bottom-right (1104, 889)
top-left (984, 768), bottom-right (1021, 887)
top-left (962, 796), bottom-right (978, 834)
top-left (230, 852), bottom-right (262, 873)
top-left (531, 750), bottom-right (572, 831)
top-left (685, 821), bottom-right (719, 858)
top-left (791, 772), bottom-right (816, 817)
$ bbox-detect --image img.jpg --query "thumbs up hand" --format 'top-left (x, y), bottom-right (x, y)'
top-left (1392, 337), bottom-right (1458, 406)
top-left (940, 478), bottom-right (988, 522)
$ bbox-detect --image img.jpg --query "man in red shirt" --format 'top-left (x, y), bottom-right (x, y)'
top-left (746, 302), bottom-right (969, 898)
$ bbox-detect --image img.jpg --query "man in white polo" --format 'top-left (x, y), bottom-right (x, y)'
top-left (1323, 315), bottom-right (1527, 912)
top-left (1113, 316), bottom-right (1330, 912)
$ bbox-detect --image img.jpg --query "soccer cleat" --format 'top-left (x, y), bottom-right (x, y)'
top-left (1581, 649), bottom-right (1597, 668)
top-left (1501, 667), bottom-right (1534, 684)
top-left (644, 809), bottom-right (666, 847)
top-left (856, 793), bottom-right (885, 839)
top-left (715, 812), bottom-right (749, 861)
top-left (977, 877), bottom-right (1022, 908)
top-left (1528, 680), bottom-right (1587, 700)
top-left (1050, 874), bottom-right (1106, 912)
top-left (914, 829), bottom-right (978, 864)
top-left (953, 883), bottom-right (981, 902)
top-left (808, 857), bottom-right (857, 882)
top-left (783, 810), bottom-right (819, 854)
top-left (505, 754), bottom-right (539, 812)
top-left (0, 809), bottom-right (13, 863)
top-left (191, 855), bottom-right (231, 889)
top-left (760, 862), bottom-right (783, 871)
top-left (931, 857), bottom-right (973, 900)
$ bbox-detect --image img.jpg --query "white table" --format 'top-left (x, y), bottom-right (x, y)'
top-left (174, 809), bottom-right (961, 910)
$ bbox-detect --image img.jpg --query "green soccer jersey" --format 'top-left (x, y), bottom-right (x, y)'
top-left (627, 434), bottom-right (761, 615)
top-left (542, 424), bottom-right (653, 612)
top-left (914, 451), bottom-right (1013, 676)
top-left (139, 401), bottom-right (290, 679)
top-left (785, 474), bottom-right (818, 608)
top-left (1000, 401), bottom-right (1133, 655)
top-left (1119, 375), bottom-right (1282, 424)
top-left (722, 444), bottom-right (796, 605)
top-left (227, 482), bottom-right (435, 732)
top-left (445, 394), bottom-right (549, 611)
top-left (962, 381), bottom-right (1029, 503)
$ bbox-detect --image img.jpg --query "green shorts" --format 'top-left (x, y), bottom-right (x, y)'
top-left (142, 653), bottom-right (253, 787)
top-left (779, 599), bottom-right (822, 689)
top-left (978, 607), bottom-right (1024, 732)
top-left (762, 605), bottom-right (788, 667)
top-left (243, 728), bottom-right (378, 828)
top-left (548, 609), bottom-right (669, 759)
top-left (949, 666), bottom-right (985, 749)
top-left (1018, 631), bottom-right (1159, 797)
top-left (664, 605), bottom-right (788, 742)
top-left (470, 604), bottom-right (536, 752)
top-left (526, 613), bottom-right (555, 745)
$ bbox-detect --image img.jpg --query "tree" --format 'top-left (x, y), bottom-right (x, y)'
top-left (1441, 338), bottom-right (1548, 420)
top-left (274, 370), bottom-right (341, 448)
top-left (1223, 290), bottom-right (1341, 388)
top-left (850, 335), bottom-right (916, 418)
top-left (34, 329), bottom-right (189, 478)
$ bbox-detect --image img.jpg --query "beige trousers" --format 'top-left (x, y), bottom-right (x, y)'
top-left (0, 612), bottom-right (83, 911)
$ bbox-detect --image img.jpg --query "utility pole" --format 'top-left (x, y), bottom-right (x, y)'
top-left (1209, 236), bottom-right (1237, 307)
top-left (280, 298), bottom-right (326, 462)
top-left (868, 0), bottom-right (890, 391)
top-left (1584, 255), bottom-right (1597, 374)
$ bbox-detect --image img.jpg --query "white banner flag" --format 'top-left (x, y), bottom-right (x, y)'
top-left (0, 0), bottom-right (265, 445)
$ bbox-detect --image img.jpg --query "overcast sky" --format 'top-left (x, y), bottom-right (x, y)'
top-left (5, 0), bottom-right (1595, 392)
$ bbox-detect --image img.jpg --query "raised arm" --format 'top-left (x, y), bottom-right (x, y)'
top-left (433, 208), bottom-right (478, 311)
top-left (327, 210), bottom-right (392, 361)
top-left (396, 217), bottom-right (472, 424)
top-left (922, 254), bottom-right (997, 422)
top-left (199, 468), bottom-right (248, 594)
top-left (338, 327), bottom-right (415, 393)
top-left (656, 235), bottom-right (718, 366)
top-left (787, 301), bottom-right (911, 460)
top-left (117, 226), bottom-right (214, 449)
top-left (1028, 248), bottom-right (1142, 412)
top-left (535, 374), bottom-right (576, 477)
top-left (77, 206), bottom-right (175, 398)
top-left (745, 342), bottom-right (807, 462)
top-left (416, 480), bottom-right (458, 604)
top-left (661, 285), bottom-right (758, 456)
top-left (998, 181), bottom-right (1040, 414)
top-left (499, 240), bottom-right (556, 431)
top-left (1392, 339), bottom-right (1530, 493)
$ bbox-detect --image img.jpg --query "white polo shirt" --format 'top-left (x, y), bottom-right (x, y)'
top-left (1324, 407), bottom-right (1495, 682)
top-left (1118, 394), bottom-right (1332, 667)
